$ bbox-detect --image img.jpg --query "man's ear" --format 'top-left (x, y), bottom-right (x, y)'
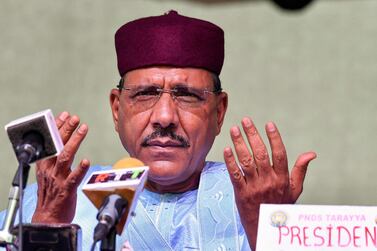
top-left (109, 89), bottom-right (121, 132)
top-left (215, 92), bottom-right (228, 135)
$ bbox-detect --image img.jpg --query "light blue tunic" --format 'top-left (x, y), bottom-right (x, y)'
top-left (0, 162), bottom-right (251, 250)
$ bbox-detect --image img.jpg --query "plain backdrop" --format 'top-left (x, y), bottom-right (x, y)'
top-left (1, 0), bottom-right (377, 210)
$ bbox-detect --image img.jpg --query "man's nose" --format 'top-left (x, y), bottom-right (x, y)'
top-left (150, 92), bottom-right (179, 129)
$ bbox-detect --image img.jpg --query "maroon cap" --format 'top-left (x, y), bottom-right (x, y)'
top-left (115, 10), bottom-right (224, 76)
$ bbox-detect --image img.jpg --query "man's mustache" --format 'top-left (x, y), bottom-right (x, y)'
top-left (141, 127), bottom-right (190, 148)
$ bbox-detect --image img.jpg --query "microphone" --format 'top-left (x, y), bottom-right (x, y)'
top-left (82, 157), bottom-right (148, 242)
top-left (1, 109), bottom-right (64, 250)
top-left (93, 194), bottom-right (128, 242)
top-left (5, 109), bottom-right (64, 164)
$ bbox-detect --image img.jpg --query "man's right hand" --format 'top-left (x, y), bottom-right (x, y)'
top-left (31, 111), bottom-right (90, 224)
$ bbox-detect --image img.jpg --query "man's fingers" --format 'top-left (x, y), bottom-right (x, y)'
top-left (59, 115), bottom-right (80, 144)
top-left (55, 124), bottom-right (89, 174)
top-left (241, 117), bottom-right (271, 175)
top-left (36, 111), bottom-right (70, 174)
top-left (230, 126), bottom-right (257, 176)
top-left (223, 147), bottom-right (247, 190)
top-left (66, 159), bottom-right (90, 192)
top-left (289, 151), bottom-right (317, 202)
top-left (55, 111), bottom-right (70, 129)
top-left (265, 122), bottom-right (288, 176)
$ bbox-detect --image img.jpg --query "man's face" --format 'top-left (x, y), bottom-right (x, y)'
top-left (110, 67), bottom-right (227, 192)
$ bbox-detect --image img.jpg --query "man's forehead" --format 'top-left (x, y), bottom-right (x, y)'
top-left (123, 67), bottom-right (213, 86)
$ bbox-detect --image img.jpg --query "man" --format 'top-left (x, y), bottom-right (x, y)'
top-left (1, 10), bottom-right (316, 250)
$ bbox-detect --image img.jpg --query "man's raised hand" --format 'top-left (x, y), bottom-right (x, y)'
top-left (223, 117), bottom-right (316, 249)
top-left (32, 111), bottom-right (90, 223)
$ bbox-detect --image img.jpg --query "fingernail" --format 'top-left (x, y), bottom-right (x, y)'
top-left (59, 111), bottom-right (69, 121)
top-left (81, 158), bottom-right (90, 167)
top-left (242, 117), bottom-right (252, 128)
top-left (231, 127), bottom-right (240, 137)
top-left (224, 147), bottom-right (232, 157)
top-left (69, 116), bottom-right (79, 126)
top-left (311, 152), bottom-right (318, 159)
top-left (78, 124), bottom-right (88, 134)
top-left (266, 122), bottom-right (276, 132)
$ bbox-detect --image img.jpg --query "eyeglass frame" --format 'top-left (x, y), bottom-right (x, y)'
top-left (116, 77), bottom-right (222, 93)
top-left (116, 77), bottom-right (223, 110)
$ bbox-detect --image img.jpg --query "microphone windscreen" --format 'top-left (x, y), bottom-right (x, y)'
top-left (5, 109), bottom-right (63, 163)
top-left (113, 157), bottom-right (144, 169)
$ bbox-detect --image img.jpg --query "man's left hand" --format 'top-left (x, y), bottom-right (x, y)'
top-left (223, 117), bottom-right (316, 250)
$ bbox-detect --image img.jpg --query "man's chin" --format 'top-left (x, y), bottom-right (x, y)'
top-left (146, 160), bottom-right (187, 179)
top-left (147, 160), bottom-right (184, 176)
top-left (143, 159), bottom-right (203, 193)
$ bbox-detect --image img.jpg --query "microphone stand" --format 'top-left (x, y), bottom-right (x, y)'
top-left (0, 160), bottom-right (31, 251)
top-left (100, 227), bottom-right (116, 251)
top-left (92, 194), bottom-right (128, 251)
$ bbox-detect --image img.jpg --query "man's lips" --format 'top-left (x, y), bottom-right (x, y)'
top-left (145, 138), bottom-right (186, 147)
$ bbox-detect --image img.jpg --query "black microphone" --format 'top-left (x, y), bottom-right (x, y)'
top-left (93, 194), bottom-right (128, 242)
top-left (5, 109), bottom-right (64, 164)
top-left (15, 131), bottom-right (44, 164)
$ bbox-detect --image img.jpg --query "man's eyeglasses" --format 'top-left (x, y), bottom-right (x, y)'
top-left (117, 81), bottom-right (221, 111)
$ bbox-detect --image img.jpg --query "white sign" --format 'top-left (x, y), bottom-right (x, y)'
top-left (256, 204), bottom-right (377, 251)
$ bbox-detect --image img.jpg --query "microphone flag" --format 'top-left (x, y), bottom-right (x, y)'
top-left (82, 157), bottom-right (148, 235)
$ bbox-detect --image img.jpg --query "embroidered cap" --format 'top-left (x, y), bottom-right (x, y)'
top-left (115, 10), bottom-right (224, 76)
